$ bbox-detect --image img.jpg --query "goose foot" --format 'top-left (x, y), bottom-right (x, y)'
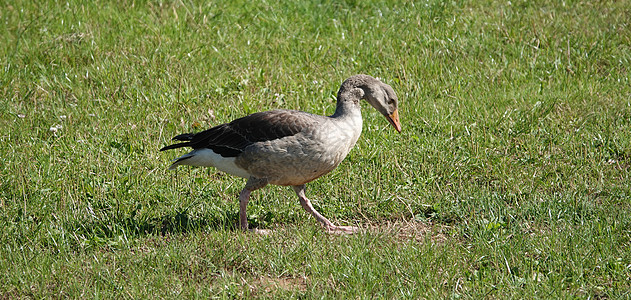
top-left (293, 185), bottom-right (361, 235)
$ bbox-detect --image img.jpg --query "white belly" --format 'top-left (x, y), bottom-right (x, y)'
top-left (169, 149), bottom-right (251, 178)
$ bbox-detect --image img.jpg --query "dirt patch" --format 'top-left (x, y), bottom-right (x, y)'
top-left (245, 220), bottom-right (452, 243)
top-left (364, 219), bottom-right (450, 244)
top-left (246, 275), bottom-right (308, 294)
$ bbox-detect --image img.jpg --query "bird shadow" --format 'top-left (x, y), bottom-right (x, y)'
top-left (62, 208), bottom-right (272, 247)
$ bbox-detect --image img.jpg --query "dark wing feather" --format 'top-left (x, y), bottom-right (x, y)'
top-left (160, 110), bottom-right (316, 157)
top-left (172, 133), bottom-right (195, 141)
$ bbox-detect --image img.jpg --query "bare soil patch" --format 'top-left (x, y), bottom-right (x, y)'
top-left (364, 219), bottom-right (450, 243)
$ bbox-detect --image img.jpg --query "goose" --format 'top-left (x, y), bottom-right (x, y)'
top-left (160, 74), bottom-right (401, 234)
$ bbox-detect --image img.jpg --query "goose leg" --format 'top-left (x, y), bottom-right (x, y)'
top-left (239, 177), bottom-right (269, 232)
top-left (238, 188), bottom-right (251, 231)
top-left (292, 185), bottom-right (358, 234)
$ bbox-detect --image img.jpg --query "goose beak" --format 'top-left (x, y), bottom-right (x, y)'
top-left (386, 109), bottom-right (402, 133)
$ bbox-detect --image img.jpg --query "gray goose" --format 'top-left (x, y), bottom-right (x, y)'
top-left (160, 74), bottom-right (401, 234)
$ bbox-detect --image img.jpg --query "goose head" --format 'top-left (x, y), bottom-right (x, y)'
top-left (363, 79), bottom-right (402, 133)
top-left (340, 75), bottom-right (402, 132)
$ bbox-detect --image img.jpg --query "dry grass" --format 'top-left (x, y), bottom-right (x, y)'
top-left (365, 219), bottom-right (450, 244)
top-left (246, 275), bottom-right (308, 294)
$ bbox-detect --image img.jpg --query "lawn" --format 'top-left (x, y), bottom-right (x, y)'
top-left (1, 0), bottom-right (630, 298)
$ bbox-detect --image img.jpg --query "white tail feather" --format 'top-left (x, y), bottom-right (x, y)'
top-left (166, 149), bottom-right (250, 178)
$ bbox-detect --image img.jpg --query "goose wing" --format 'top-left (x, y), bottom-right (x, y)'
top-left (160, 110), bottom-right (318, 157)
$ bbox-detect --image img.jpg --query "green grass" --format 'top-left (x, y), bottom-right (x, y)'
top-left (1, 0), bottom-right (630, 298)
